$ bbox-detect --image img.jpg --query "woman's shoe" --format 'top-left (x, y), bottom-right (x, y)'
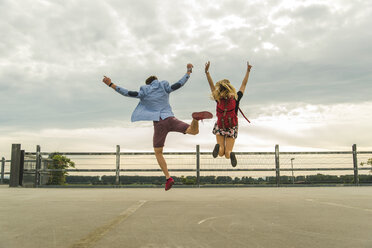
top-left (230, 152), bottom-right (237, 167)
top-left (212, 144), bottom-right (220, 158)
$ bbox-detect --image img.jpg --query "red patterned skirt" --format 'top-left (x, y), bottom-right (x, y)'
top-left (212, 122), bottom-right (238, 139)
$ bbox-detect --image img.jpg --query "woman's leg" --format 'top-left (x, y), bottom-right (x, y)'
top-left (216, 134), bottom-right (225, 157)
top-left (224, 137), bottom-right (236, 159)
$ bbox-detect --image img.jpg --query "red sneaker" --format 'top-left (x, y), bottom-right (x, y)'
top-left (192, 111), bottom-right (213, 121)
top-left (165, 177), bottom-right (174, 191)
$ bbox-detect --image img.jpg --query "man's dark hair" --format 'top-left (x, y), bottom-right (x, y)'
top-left (145, 76), bottom-right (158, 85)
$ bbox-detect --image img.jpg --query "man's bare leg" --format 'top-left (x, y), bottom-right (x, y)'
top-left (185, 119), bottom-right (199, 135)
top-left (154, 147), bottom-right (170, 179)
top-left (187, 111), bottom-right (213, 135)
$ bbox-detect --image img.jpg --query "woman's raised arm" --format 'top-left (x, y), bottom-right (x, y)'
top-left (205, 61), bottom-right (215, 92)
top-left (239, 62), bottom-right (252, 94)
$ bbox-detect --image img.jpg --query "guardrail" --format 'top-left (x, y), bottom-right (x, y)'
top-left (3, 143), bottom-right (372, 187)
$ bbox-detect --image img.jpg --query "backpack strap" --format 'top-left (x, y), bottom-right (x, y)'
top-left (222, 99), bottom-right (228, 129)
top-left (238, 107), bottom-right (251, 123)
top-left (223, 98), bottom-right (228, 116)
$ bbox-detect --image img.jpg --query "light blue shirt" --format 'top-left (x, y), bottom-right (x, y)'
top-left (115, 73), bottom-right (190, 122)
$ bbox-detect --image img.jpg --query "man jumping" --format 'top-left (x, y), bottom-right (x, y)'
top-left (102, 63), bottom-right (212, 191)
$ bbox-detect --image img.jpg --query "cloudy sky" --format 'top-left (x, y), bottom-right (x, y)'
top-left (1, 0), bottom-right (371, 158)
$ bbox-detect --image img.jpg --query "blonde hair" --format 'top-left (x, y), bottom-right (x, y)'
top-left (211, 79), bottom-right (237, 102)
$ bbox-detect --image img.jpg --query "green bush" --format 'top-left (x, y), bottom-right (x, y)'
top-left (47, 153), bottom-right (75, 185)
top-left (360, 158), bottom-right (372, 172)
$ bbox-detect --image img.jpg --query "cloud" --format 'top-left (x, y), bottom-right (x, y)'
top-left (2, 101), bottom-right (372, 159)
top-left (1, 0), bottom-right (371, 156)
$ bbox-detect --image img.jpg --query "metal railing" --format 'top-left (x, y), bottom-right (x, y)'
top-left (3, 143), bottom-right (372, 187)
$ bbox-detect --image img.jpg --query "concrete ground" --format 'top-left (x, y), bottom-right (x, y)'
top-left (1, 185), bottom-right (372, 248)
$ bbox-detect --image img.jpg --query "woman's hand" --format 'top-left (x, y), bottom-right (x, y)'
top-left (247, 62), bottom-right (252, 72)
top-left (205, 61), bottom-right (210, 73)
top-left (239, 62), bottom-right (252, 94)
top-left (205, 61), bottom-right (215, 92)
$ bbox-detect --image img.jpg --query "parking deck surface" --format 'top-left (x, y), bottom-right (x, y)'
top-left (1, 186), bottom-right (372, 248)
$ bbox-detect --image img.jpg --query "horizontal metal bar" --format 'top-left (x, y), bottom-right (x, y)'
top-left (280, 168), bottom-right (355, 171)
top-left (121, 152), bottom-right (196, 155)
top-left (34, 169), bottom-right (196, 172)
top-left (23, 151), bottom-right (372, 156)
top-left (25, 152), bottom-right (197, 156)
top-left (44, 169), bottom-right (117, 172)
top-left (22, 171), bottom-right (51, 175)
top-left (40, 168), bottom-right (322, 173)
top-left (200, 169), bottom-right (276, 171)
top-left (28, 167), bottom-right (372, 173)
top-left (25, 152), bottom-right (117, 156)
top-left (200, 152), bottom-right (277, 155)
top-left (23, 171), bottom-right (37, 175)
top-left (120, 169), bottom-right (195, 172)
top-left (279, 151), bottom-right (353, 155)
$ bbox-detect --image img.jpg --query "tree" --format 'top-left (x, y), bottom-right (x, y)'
top-left (200, 176), bottom-right (216, 184)
top-left (47, 153), bottom-right (75, 185)
top-left (233, 177), bottom-right (241, 184)
top-left (360, 158), bottom-right (372, 172)
top-left (181, 176), bottom-right (196, 185)
top-left (216, 176), bottom-right (232, 184)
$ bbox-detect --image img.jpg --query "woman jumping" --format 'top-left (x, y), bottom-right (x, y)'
top-left (204, 61), bottom-right (252, 167)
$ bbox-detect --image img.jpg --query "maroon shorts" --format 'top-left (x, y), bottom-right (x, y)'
top-left (153, 117), bottom-right (190, 148)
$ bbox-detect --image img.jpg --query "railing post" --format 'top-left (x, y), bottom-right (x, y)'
top-left (1, 157), bottom-right (5, 184)
top-left (116, 145), bottom-right (120, 186)
top-left (19, 150), bottom-right (25, 186)
top-left (352, 144), bottom-right (359, 186)
top-left (41, 159), bottom-right (47, 185)
top-left (10, 144), bottom-right (21, 187)
top-left (196, 145), bottom-right (200, 187)
top-left (34, 145), bottom-right (41, 187)
top-left (275, 144), bottom-right (280, 187)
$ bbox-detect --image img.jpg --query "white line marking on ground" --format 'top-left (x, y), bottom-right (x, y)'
top-left (70, 200), bottom-right (147, 248)
top-left (306, 199), bottom-right (372, 213)
top-left (198, 216), bottom-right (219, 225)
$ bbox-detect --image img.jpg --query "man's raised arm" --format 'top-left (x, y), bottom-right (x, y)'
top-left (165, 63), bottom-right (193, 93)
top-left (102, 76), bottom-right (142, 98)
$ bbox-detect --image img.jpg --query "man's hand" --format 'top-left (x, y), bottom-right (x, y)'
top-left (102, 75), bottom-right (111, 86)
top-left (187, 63), bottom-right (193, 74)
top-left (247, 62), bottom-right (252, 72)
top-left (205, 61), bottom-right (210, 73)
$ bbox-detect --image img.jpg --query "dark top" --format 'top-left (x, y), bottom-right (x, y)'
top-left (235, 91), bottom-right (243, 114)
